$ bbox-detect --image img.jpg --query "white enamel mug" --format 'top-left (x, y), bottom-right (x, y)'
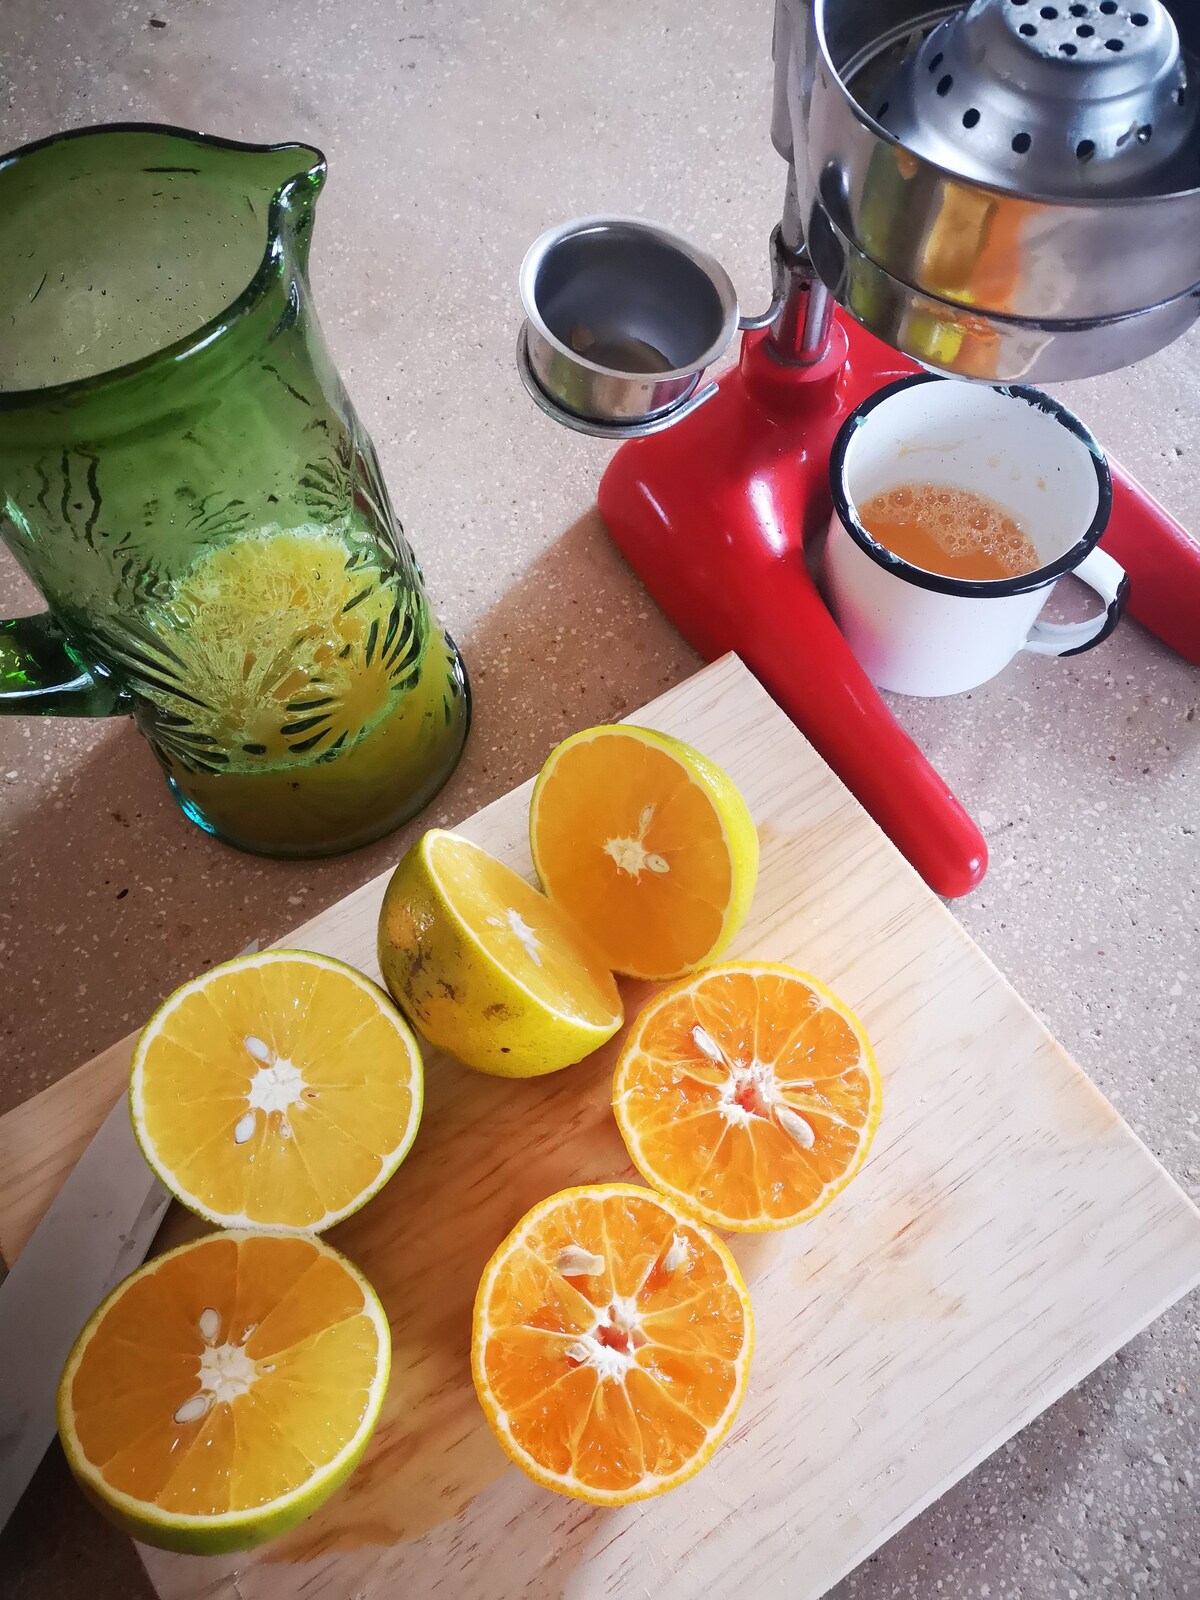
top-left (823, 375), bottom-right (1127, 697)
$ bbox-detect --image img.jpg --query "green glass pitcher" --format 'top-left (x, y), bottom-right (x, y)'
top-left (0, 124), bottom-right (469, 857)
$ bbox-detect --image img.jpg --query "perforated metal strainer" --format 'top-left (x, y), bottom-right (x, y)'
top-left (791, 0), bottom-right (1200, 379)
top-left (878, 0), bottom-right (1195, 198)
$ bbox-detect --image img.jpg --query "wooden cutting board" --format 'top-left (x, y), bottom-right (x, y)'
top-left (3, 655), bottom-right (1199, 1600)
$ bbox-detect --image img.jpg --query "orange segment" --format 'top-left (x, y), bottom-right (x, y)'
top-left (57, 1231), bottom-right (390, 1553)
top-left (130, 950), bottom-right (423, 1232)
top-left (613, 963), bottom-right (882, 1232)
top-left (529, 725), bottom-right (759, 980)
top-left (472, 1183), bottom-right (753, 1504)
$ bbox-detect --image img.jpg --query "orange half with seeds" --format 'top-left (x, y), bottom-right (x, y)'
top-left (57, 1230), bottom-right (390, 1554)
top-left (529, 725), bottom-right (759, 980)
top-left (613, 962), bottom-right (881, 1231)
top-left (130, 949), bottom-right (423, 1232)
top-left (472, 1183), bottom-right (753, 1504)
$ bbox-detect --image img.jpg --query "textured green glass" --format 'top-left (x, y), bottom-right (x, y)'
top-left (0, 124), bottom-right (468, 857)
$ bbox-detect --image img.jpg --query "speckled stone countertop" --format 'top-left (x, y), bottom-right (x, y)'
top-left (1, 1), bottom-right (1197, 1596)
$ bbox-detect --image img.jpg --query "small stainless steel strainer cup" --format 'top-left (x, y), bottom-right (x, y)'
top-left (518, 217), bottom-right (739, 432)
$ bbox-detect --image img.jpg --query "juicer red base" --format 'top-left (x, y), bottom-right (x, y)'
top-left (597, 307), bottom-right (1200, 898)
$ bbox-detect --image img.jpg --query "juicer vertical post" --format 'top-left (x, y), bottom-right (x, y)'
top-left (767, 0), bottom-right (834, 366)
top-left (767, 175), bottom-right (835, 365)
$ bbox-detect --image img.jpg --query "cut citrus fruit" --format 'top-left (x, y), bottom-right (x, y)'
top-left (58, 1230), bottom-right (390, 1554)
top-left (378, 829), bottom-right (623, 1077)
top-left (613, 962), bottom-right (881, 1231)
top-left (130, 949), bottom-right (423, 1232)
top-left (529, 724), bottom-right (759, 980)
top-left (472, 1183), bottom-right (753, 1504)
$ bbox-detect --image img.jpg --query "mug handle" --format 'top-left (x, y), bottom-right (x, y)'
top-left (1022, 548), bottom-right (1129, 659)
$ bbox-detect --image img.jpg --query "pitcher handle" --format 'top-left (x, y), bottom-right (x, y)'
top-left (0, 613), bottom-right (127, 716)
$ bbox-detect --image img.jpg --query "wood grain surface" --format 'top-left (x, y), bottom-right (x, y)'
top-left (2, 656), bottom-right (1198, 1600)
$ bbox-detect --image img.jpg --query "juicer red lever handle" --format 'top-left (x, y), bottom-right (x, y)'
top-left (746, 564), bottom-right (988, 897)
top-left (1102, 466), bottom-right (1200, 667)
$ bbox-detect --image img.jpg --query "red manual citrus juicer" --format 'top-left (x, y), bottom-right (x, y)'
top-left (517, 0), bottom-right (1200, 897)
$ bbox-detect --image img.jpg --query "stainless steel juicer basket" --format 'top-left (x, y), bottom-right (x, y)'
top-left (792, 0), bottom-right (1200, 379)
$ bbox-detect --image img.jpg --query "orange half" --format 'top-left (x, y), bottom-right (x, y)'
top-left (529, 725), bottom-right (759, 980)
top-left (472, 1183), bottom-right (753, 1504)
top-left (57, 1231), bottom-right (390, 1554)
top-left (613, 963), bottom-right (881, 1231)
top-left (130, 950), bottom-right (423, 1232)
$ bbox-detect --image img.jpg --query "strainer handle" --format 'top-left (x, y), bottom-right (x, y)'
top-left (1023, 548), bottom-right (1128, 658)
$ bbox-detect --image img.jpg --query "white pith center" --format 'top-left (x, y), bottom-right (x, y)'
top-left (603, 804), bottom-right (670, 879)
top-left (235, 1036), bottom-right (308, 1144)
top-left (506, 908), bottom-right (542, 967)
top-left (172, 1308), bottom-right (263, 1426)
top-left (565, 1293), bottom-right (645, 1381)
top-left (717, 1055), bottom-right (777, 1125)
top-left (247, 1057), bottom-right (305, 1114)
top-left (556, 1239), bottom-right (689, 1384)
top-left (198, 1341), bottom-right (258, 1403)
top-left (565, 1332), bottom-right (634, 1381)
top-left (691, 1024), bottom-right (816, 1146)
top-left (489, 907), bottom-right (543, 967)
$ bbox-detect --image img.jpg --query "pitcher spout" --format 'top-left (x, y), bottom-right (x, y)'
top-left (268, 149), bottom-right (326, 279)
top-left (0, 124), bottom-right (326, 404)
